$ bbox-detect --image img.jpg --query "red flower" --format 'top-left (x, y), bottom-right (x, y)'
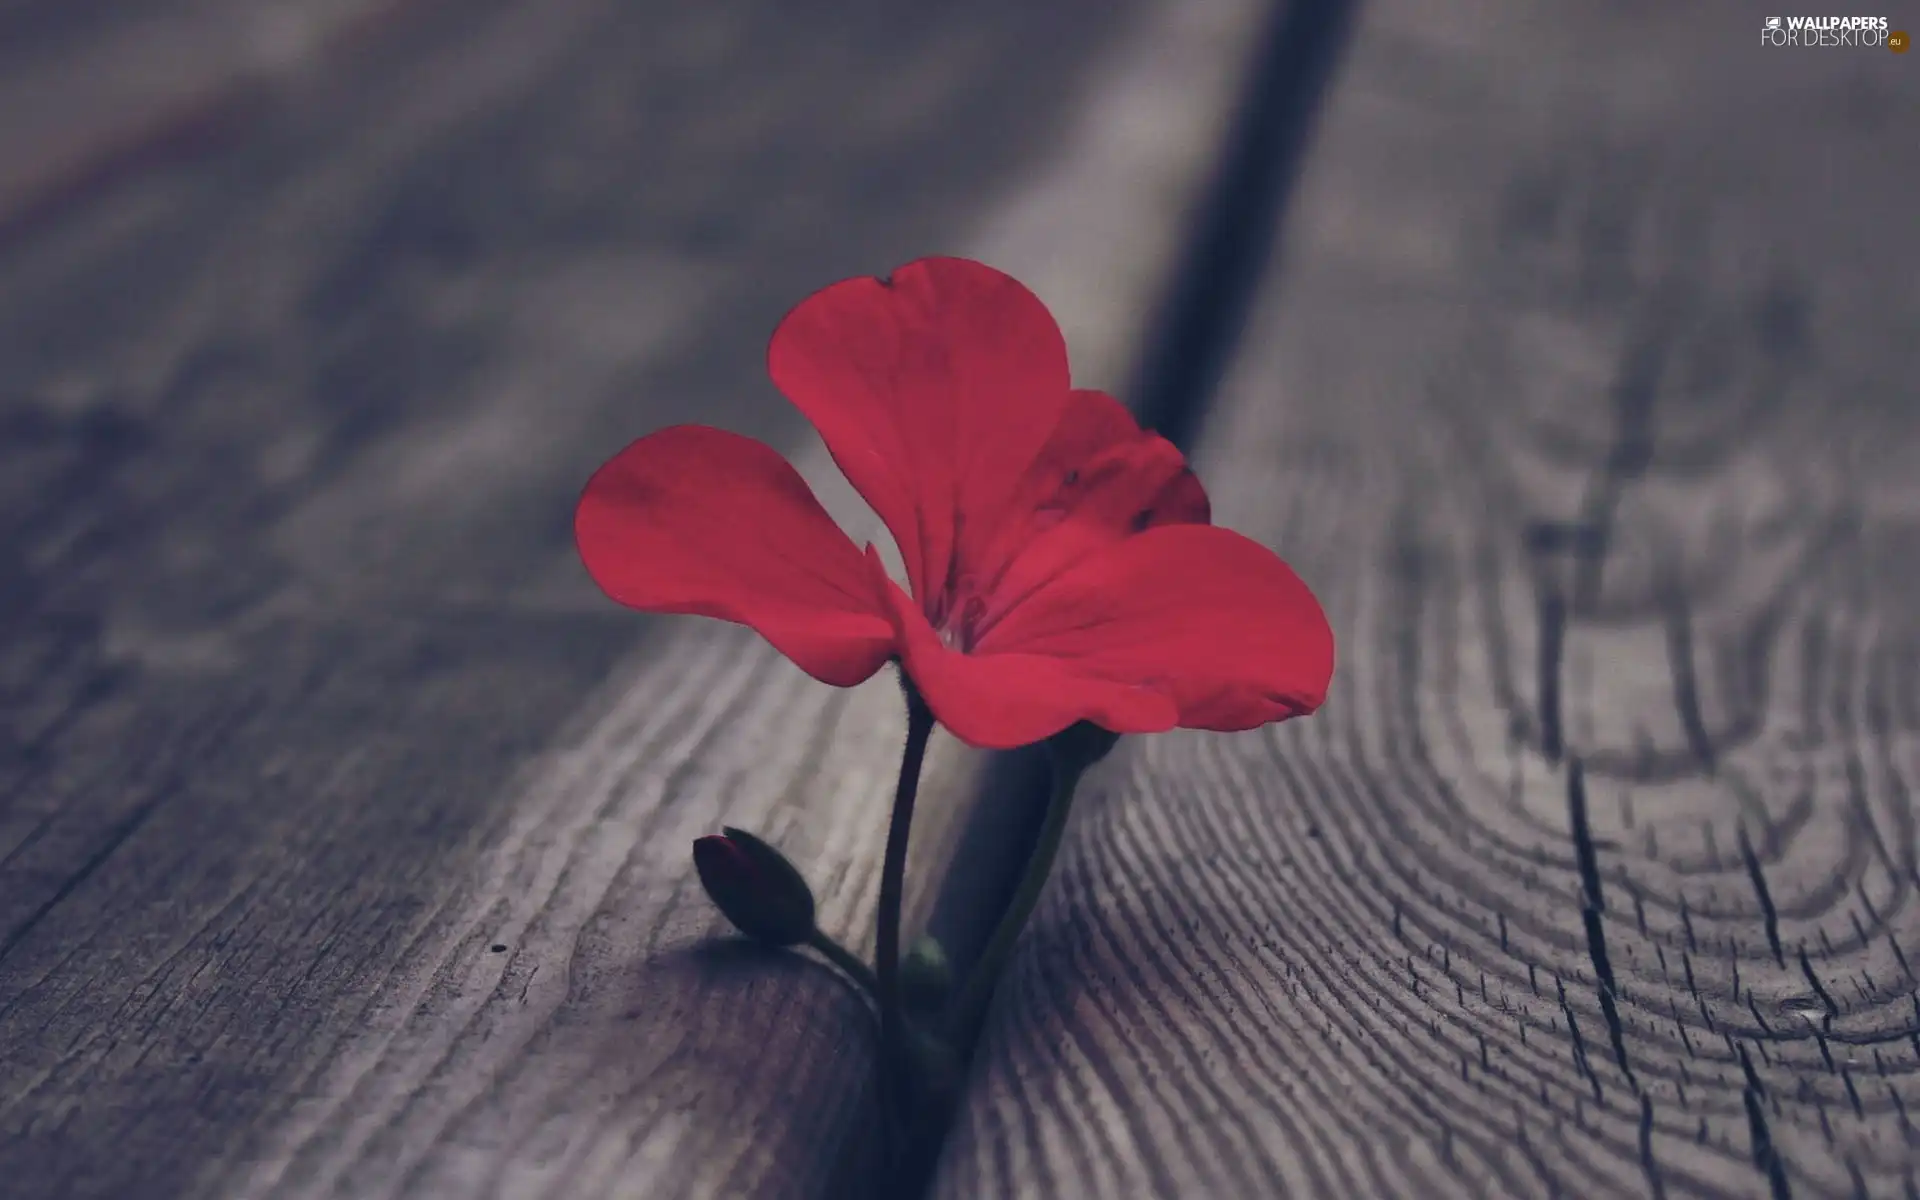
top-left (575, 257), bottom-right (1333, 749)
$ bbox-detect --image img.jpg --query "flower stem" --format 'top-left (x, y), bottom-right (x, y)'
top-left (944, 749), bottom-right (1087, 1044)
top-left (877, 682), bottom-right (936, 1096)
top-left (806, 928), bottom-right (880, 1002)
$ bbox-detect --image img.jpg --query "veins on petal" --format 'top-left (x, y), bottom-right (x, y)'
top-left (939, 594), bottom-right (989, 653)
top-left (913, 395), bottom-right (1213, 660)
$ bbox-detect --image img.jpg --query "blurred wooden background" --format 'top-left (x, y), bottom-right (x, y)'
top-left (2, 1), bottom-right (1915, 1198)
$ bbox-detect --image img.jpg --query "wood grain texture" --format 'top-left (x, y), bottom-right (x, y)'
top-left (932, 2), bottom-right (1920, 1197)
top-left (0, 0), bottom-right (1273, 1196)
top-left (0, 0), bottom-right (434, 242)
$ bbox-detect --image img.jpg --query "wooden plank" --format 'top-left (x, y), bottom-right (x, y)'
top-left (931, 2), bottom-right (1920, 1197)
top-left (0, 0), bottom-right (1276, 1196)
top-left (0, 0), bottom-right (436, 245)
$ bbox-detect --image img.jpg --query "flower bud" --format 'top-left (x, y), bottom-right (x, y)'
top-left (692, 827), bottom-right (817, 947)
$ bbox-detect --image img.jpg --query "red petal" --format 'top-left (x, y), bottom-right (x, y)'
top-left (973, 524), bottom-right (1334, 730)
top-left (866, 549), bottom-right (1176, 749)
top-left (575, 426), bottom-right (895, 687)
top-left (961, 389), bottom-right (1210, 646)
top-left (767, 257), bottom-right (1074, 621)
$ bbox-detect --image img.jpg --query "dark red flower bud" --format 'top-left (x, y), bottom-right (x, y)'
top-left (691, 827), bottom-right (817, 947)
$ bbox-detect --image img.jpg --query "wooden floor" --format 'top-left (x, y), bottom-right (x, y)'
top-left (934, 3), bottom-right (1920, 1198)
top-left (2, 1), bottom-right (1915, 1198)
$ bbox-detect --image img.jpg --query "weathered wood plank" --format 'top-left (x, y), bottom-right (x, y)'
top-left (933, 3), bottom-right (1920, 1197)
top-left (0, 0), bottom-right (434, 244)
top-left (0, 0), bottom-right (1274, 1196)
